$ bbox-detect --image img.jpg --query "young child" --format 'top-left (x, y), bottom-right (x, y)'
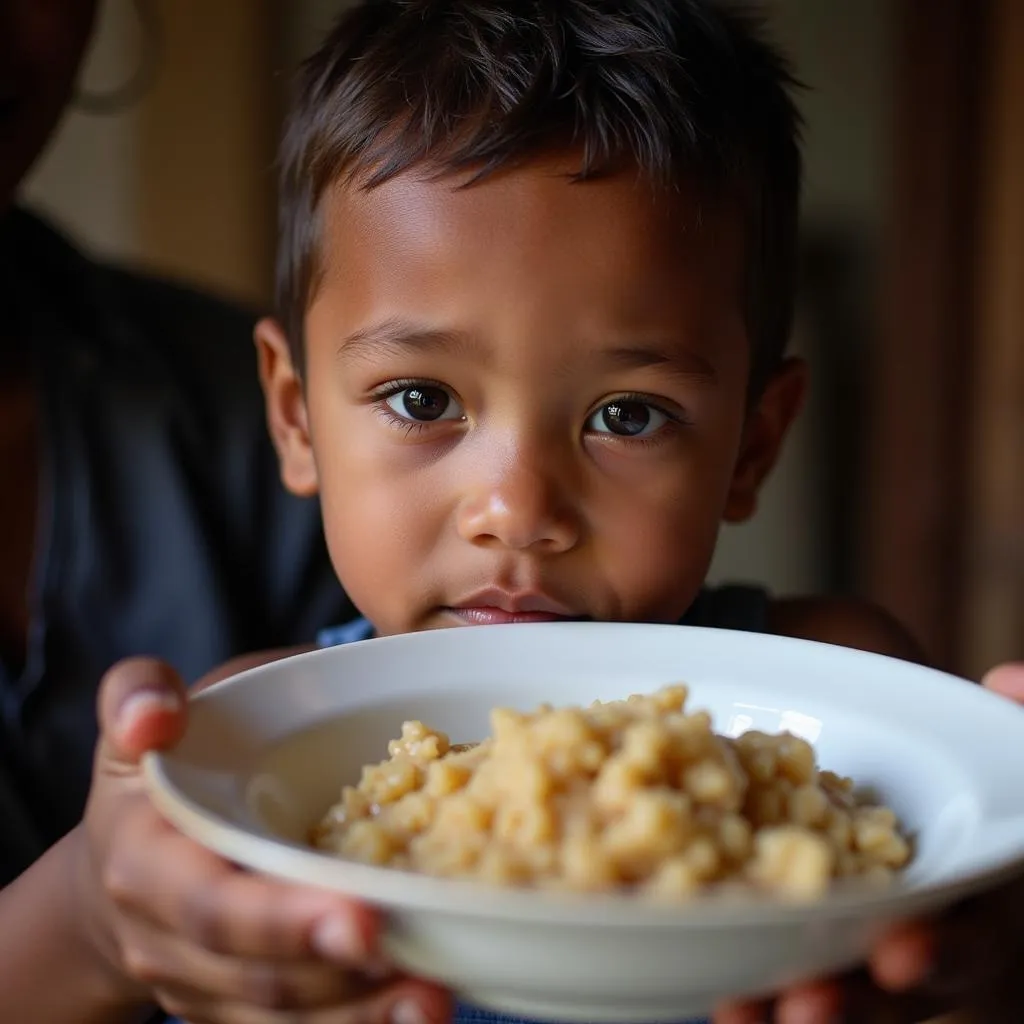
top-left (253, 0), bottom-right (918, 665)
top-left (7, 2), bottom-right (1021, 1023)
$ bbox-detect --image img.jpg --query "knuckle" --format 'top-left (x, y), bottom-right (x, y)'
top-left (345, 1001), bottom-right (393, 1024)
top-left (242, 964), bottom-right (298, 1011)
top-left (101, 855), bottom-right (138, 907)
top-left (180, 884), bottom-right (225, 951)
top-left (153, 990), bottom-right (196, 1021)
top-left (121, 943), bottom-right (169, 987)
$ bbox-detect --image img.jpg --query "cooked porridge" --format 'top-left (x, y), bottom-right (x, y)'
top-left (311, 686), bottom-right (911, 898)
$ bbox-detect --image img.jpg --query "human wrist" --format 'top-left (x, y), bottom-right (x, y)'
top-left (64, 825), bottom-right (153, 1019)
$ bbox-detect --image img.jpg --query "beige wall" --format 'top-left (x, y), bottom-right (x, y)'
top-left (22, 0), bottom-right (276, 306)
top-left (133, 0), bottom-right (277, 305)
top-left (21, 0), bottom-right (142, 259)
top-left (710, 0), bottom-right (892, 592)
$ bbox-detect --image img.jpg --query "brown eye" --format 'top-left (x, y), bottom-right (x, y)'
top-left (588, 400), bottom-right (667, 437)
top-left (386, 385), bottom-right (461, 422)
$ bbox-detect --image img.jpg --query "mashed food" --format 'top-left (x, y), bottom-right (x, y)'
top-left (312, 686), bottom-right (911, 898)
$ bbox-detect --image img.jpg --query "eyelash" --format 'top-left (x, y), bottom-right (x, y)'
top-left (370, 379), bottom-right (455, 436)
top-left (588, 392), bottom-right (690, 446)
top-left (368, 381), bottom-right (690, 444)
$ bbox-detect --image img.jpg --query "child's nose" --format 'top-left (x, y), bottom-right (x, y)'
top-left (455, 452), bottom-right (581, 554)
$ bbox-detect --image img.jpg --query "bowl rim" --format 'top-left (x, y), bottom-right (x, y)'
top-left (144, 622), bottom-right (1024, 929)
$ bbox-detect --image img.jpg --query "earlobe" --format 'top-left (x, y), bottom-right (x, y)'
top-left (723, 357), bottom-right (807, 523)
top-left (254, 317), bottom-right (320, 497)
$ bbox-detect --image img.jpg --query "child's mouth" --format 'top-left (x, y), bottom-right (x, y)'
top-left (445, 606), bottom-right (582, 626)
top-left (443, 587), bottom-right (584, 626)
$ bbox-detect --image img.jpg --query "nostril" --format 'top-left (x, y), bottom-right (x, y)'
top-left (471, 533), bottom-right (501, 548)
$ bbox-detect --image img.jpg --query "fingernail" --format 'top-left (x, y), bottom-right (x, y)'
top-left (311, 913), bottom-right (365, 961)
top-left (391, 999), bottom-right (429, 1024)
top-left (119, 691), bottom-right (182, 730)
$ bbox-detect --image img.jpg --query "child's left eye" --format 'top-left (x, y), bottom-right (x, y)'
top-left (586, 400), bottom-right (669, 438)
top-left (385, 385), bottom-right (464, 422)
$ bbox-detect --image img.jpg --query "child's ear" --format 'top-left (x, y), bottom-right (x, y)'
top-left (254, 317), bottom-right (319, 497)
top-left (723, 357), bottom-right (807, 523)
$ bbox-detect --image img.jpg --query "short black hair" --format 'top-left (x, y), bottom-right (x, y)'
top-left (277, 0), bottom-right (802, 393)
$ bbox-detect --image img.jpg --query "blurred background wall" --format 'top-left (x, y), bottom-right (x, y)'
top-left (23, 0), bottom-right (277, 304)
top-left (19, 0), bottom-right (1024, 676)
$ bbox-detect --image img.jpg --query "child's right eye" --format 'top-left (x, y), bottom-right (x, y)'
top-left (384, 385), bottom-right (464, 422)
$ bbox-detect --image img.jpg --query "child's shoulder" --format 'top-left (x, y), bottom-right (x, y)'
top-left (765, 595), bottom-right (926, 664)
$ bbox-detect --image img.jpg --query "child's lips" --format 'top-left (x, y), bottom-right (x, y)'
top-left (446, 606), bottom-right (580, 626)
top-left (444, 587), bottom-right (583, 625)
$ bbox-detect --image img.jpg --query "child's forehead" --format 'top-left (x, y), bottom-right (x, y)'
top-left (323, 155), bottom-right (742, 271)
top-left (307, 159), bottom-right (749, 388)
top-left (313, 163), bottom-right (746, 342)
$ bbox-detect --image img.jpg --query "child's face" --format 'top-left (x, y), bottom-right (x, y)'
top-left (259, 157), bottom-right (804, 636)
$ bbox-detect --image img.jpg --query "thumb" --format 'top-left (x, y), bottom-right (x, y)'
top-left (981, 662), bottom-right (1024, 705)
top-left (96, 656), bottom-right (189, 769)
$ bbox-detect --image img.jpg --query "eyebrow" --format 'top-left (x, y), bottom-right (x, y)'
top-left (337, 318), bottom-right (478, 364)
top-left (602, 345), bottom-right (718, 385)
top-left (337, 317), bottom-right (718, 384)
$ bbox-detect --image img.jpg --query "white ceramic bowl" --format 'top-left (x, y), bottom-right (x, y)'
top-left (144, 623), bottom-right (1024, 1022)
